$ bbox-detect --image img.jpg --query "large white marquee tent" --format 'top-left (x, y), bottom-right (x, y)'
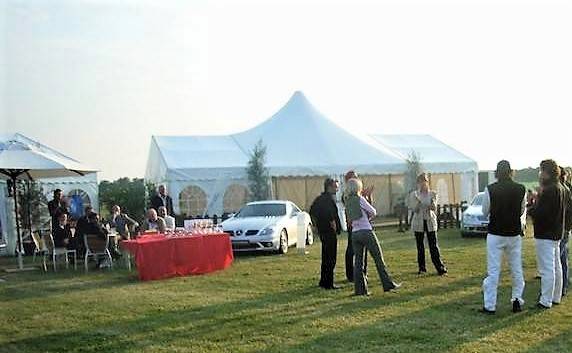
top-left (145, 91), bottom-right (478, 217)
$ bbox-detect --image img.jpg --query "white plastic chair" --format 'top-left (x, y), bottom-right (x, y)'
top-left (31, 231), bottom-right (45, 263)
top-left (83, 234), bottom-right (113, 272)
top-left (43, 233), bottom-right (77, 272)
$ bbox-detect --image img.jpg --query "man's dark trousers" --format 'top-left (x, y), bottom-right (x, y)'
top-left (320, 232), bottom-right (338, 288)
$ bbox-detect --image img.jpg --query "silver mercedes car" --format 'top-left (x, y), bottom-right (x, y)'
top-left (221, 200), bottom-right (314, 253)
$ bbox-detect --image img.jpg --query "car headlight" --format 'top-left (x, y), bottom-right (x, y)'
top-left (259, 227), bottom-right (275, 236)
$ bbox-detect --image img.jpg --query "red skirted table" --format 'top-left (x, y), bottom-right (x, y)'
top-left (121, 233), bottom-right (234, 281)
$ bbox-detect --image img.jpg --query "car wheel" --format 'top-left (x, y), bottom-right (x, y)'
top-left (278, 229), bottom-right (288, 254)
top-left (305, 225), bottom-right (314, 245)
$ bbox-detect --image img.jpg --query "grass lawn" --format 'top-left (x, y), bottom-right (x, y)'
top-left (1, 227), bottom-right (571, 353)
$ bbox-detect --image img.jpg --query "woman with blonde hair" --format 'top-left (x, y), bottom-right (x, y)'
top-left (408, 173), bottom-right (447, 275)
top-left (346, 178), bottom-right (400, 295)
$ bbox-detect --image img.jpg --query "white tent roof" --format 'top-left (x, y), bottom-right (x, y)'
top-left (0, 133), bottom-right (97, 180)
top-left (146, 92), bottom-right (477, 182)
top-left (369, 134), bottom-right (478, 173)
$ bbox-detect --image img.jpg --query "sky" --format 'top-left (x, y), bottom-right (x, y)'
top-left (1, 0), bottom-right (571, 181)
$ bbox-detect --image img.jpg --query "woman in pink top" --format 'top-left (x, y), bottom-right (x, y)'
top-left (346, 178), bottom-right (401, 296)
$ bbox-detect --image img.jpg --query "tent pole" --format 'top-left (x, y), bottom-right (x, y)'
top-left (13, 177), bottom-right (24, 270)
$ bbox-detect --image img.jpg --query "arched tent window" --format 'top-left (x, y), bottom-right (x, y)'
top-left (223, 184), bottom-right (249, 213)
top-left (67, 189), bottom-right (92, 219)
top-left (179, 185), bottom-right (207, 217)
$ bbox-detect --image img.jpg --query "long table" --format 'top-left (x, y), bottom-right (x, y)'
top-left (121, 233), bottom-right (233, 281)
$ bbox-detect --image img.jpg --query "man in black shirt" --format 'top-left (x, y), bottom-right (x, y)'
top-left (480, 160), bottom-right (526, 314)
top-left (150, 185), bottom-right (174, 216)
top-left (529, 159), bottom-right (566, 308)
top-left (47, 189), bottom-right (68, 229)
top-left (310, 178), bottom-right (341, 290)
top-left (558, 167), bottom-right (572, 297)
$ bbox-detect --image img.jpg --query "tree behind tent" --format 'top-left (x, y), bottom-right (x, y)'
top-left (98, 178), bottom-right (147, 222)
top-left (247, 140), bottom-right (270, 201)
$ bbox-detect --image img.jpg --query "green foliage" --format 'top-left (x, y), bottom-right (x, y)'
top-left (404, 151), bottom-right (423, 194)
top-left (98, 178), bottom-right (147, 222)
top-left (514, 167), bottom-right (540, 183)
top-left (144, 180), bottom-right (157, 209)
top-left (246, 139), bottom-right (270, 201)
top-left (16, 181), bottom-right (49, 230)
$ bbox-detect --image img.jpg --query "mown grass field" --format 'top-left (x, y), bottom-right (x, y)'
top-left (1, 227), bottom-right (571, 353)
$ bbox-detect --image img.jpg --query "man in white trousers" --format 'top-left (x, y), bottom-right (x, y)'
top-left (529, 159), bottom-right (566, 309)
top-left (481, 160), bottom-right (527, 314)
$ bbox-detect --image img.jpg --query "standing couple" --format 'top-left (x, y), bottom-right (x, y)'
top-left (481, 159), bottom-right (572, 314)
top-left (309, 173), bottom-right (401, 295)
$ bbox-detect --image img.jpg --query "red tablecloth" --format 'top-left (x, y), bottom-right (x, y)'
top-left (121, 234), bottom-right (233, 281)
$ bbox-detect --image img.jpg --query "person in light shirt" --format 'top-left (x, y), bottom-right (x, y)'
top-left (158, 206), bottom-right (175, 231)
top-left (408, 173), bottom-right (447, 276)
top-left (141, 208), bottom-right (166, 233)
top-left (109, 205), bottom-right (139, 240)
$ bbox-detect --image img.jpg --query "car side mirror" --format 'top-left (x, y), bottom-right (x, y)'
top-left (461, 205), bottom-right (468, 212)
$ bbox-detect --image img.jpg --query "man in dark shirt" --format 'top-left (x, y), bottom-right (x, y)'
top-left (529, 159), bottom-right (566, 308)
top-left (480, 160), bottom-right (526, 314)
top-left (47, 189), bottom-right (68, 229)
top-left (310, 178), bottom-right (341, 290)
top-left (558, 167), bottom-right (572, 297)
top-left (150, 185), bottom-right (174, 216)
top-left (52, 212), bottom-right (74, 249)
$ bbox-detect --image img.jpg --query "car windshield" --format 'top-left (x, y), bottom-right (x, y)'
top-left (472, 194), bottom-right (484, 206)
top-left (235, 204), bottom-right (287, 217)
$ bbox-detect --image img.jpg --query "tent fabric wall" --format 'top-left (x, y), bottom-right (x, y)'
top-left (40, 174), bottom-right (99, 213)
top-left (223, 184), bottom-right (249, 213)
top-left (275, 178), bottom-right (307, 210)
top-left (304, 177), bottom-right (325, 210)
top-left (169, 178), bottom-right (250, 216)
top-left (359, 175), bottom-right (391, 215)
top-left (429, 173), bottom-right (463, 204)
top-left (389, 174), bottom-right (406, 210)
top-left (0, 180), bottom-right (12, 254)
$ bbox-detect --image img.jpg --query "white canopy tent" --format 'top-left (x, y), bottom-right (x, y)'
top-left (146, 91), bottom-right (478, 216)
top-left (0, 133), bottom-right (98, 259)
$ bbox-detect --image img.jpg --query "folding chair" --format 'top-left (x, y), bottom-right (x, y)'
top-left (31, 231), bottom-right (46, 263)
top-left (83, 234), bottom-right (113, 272)
top-left (43, 233), bottom-right (77, 272)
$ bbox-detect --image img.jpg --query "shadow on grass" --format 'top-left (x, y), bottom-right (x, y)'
top-left (248, 287), bottom-right (546, 353)
top-left (4, 275), bottom-right (492, 353)
top-left (0, 269), bottom-right (139, 303)
top-left (520, 325), bottom-right (572, 353)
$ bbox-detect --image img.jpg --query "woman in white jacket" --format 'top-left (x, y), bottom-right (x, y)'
top-left (408, 173), bottom-right (447, 275)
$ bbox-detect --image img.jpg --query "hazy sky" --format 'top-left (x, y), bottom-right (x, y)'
top-left (2, 0), bottom-right (571, 181)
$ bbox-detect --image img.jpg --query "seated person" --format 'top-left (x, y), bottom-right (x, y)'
top-left (76, 212), bottom-right (110, 266)
top-left (158, 206), bottom-right (175, 231)
top-left (141, 208), bottom-right (167, 233)
top-left (52, 212), bottom-right (74, 249)
top-left (109, 205), bottom-right (139, 240)
top-left (76, 211), bottom-right (108, 244)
